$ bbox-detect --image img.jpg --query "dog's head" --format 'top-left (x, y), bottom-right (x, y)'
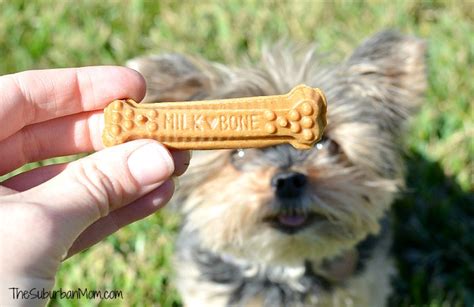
top-left (129, 31), bottom-right (426, 265)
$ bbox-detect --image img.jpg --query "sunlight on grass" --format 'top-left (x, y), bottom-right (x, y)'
top-left (1, 1), bottom-right (472, 306)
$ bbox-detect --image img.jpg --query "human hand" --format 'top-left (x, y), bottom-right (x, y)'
top-left (0, 67), bottom-right (190, 305)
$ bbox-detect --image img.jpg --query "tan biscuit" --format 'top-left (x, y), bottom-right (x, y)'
top-left (102, 84), bottom-right (327, 150)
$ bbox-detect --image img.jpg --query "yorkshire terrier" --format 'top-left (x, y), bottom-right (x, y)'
top-left (127, 30), bottom-right (427, 306)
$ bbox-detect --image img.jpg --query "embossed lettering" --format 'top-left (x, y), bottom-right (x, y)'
top-left (219, 115), bottom-right (228, 130)
top-left (163, 112), bottom-right (259, 131)
top-left (194, 115), bottom-right (205, 130)
top-left (251, 114), bottom-right (259, 130)
top-left (229, 115), bottom-right (237, 130)
top-left (241, 115), bottom-right (249, 130)
top-left (164, 113), bottom-right (173, 129)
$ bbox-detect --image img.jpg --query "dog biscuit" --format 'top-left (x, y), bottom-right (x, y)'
top-left (102, 84), bottom-right (327, 150)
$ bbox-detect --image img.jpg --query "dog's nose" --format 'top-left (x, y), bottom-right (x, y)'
top-left (271, 171), bottom-right (308, 198)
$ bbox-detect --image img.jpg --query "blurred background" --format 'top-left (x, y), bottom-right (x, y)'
top-left (0, 0), bottom-right (472, 306)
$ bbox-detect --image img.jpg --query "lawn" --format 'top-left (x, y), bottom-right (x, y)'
top-left (0, 0), bottom-right (472, 306)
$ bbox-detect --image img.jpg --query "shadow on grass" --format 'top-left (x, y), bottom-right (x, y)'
top-left (389, 150), bottom-right (474, 307)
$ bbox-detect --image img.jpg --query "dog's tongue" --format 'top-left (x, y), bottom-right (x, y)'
top-left (278, 215), bottom-right (306, 227)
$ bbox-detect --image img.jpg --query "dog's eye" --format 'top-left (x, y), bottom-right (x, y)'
top-left (230, 149), bottom-right (263, 171)
top-left (316, 136), bottom-right (340, 155)
top-left (235, 149), bottom-right (246, 159)
top-left (230, 149), bottom-right (248, 170)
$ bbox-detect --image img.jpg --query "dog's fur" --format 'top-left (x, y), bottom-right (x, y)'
top-left (128, 31), bottom-right (426, 306)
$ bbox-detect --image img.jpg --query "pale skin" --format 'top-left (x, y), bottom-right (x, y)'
top-left (0, 66), bottom-right (190, 305)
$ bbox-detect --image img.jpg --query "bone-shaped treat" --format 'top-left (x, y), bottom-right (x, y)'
top-left (102, 84), bottom-right (327, 150)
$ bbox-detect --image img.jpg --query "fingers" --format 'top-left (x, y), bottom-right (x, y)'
top-left (2, 163), bottom-right (68, 191)
top-left (0, 109), bottom-right (192, 175)
top-left (2, 150), bottom-right (190, 191)
top-left (0, 186), bottom-right (17, 196)
top-left (0, 111), bottom-right (103, 174)
top-left (0, 66), bottom-right (146, 141)
top-left (11, 140), bottom-right (184, 246)
top-left (66, 179), bottom-right (175, 257)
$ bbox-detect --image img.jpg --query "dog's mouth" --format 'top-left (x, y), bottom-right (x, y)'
top-left (264, 211), bottom-right (327, 235)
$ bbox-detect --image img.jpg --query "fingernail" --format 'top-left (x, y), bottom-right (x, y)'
top-left (171, 150), bottom-right (191, 176)
top-left (128, 142), bottom-right (174, 186)
top-left (151, 179), bottom-right (176, 208)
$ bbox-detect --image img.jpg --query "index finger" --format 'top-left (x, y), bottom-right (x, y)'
top-left (0, 66), bottom-right (146, 141)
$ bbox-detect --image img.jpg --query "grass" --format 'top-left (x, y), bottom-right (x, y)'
top-left (0, 0), bottom-right (472, 306)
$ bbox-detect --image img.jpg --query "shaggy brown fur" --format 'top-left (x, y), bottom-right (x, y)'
top-left (128, 30), bottom-right (426, 307)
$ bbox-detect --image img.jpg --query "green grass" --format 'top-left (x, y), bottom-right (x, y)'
top-left (0, 0), bottom-right (472, 306)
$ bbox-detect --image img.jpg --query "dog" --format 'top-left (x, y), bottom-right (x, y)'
top-left (127, 30), bottom-right (427, 306)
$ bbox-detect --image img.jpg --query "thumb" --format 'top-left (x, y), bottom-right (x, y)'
top-left (20, 139), bottom-right (175, 252)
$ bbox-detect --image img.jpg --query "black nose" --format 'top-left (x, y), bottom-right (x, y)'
top-left (271, 171), bottom-right (308, 198)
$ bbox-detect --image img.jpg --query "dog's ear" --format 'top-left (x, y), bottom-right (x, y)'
top-left (345, 30), bottom-right (427, 132)
top-left (127, 53), bottom-right (277, 102)
top-left (126, 53), bottom-right (219, 102)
